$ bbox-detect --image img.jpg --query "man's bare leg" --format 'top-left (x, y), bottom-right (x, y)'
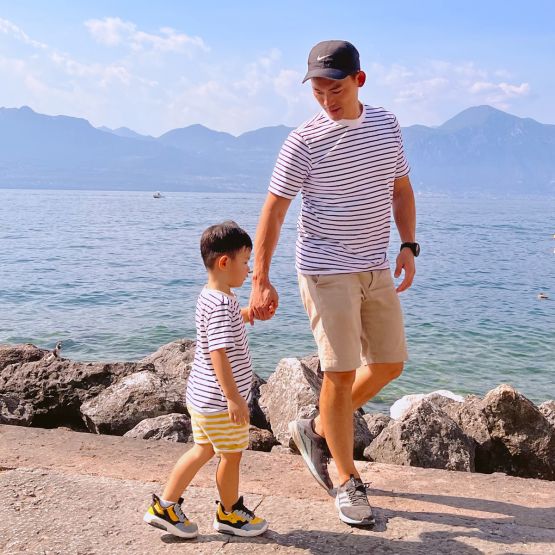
top-left (319, 370), bottom-right (358, 483)
top-left (314, 362), bottom-right (403, 438)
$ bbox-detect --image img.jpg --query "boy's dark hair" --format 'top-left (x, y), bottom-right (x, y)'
top-left (200, 221), bottom-right (252, 269)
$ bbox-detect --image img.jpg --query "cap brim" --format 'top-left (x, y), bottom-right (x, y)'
top-left (302, 68), bottom-right (350, 83)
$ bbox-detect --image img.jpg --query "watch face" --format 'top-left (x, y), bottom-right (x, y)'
top-left (414, 243), bottom-right (420, 256)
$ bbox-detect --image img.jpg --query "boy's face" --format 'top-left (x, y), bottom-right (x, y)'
top-left (226, 247), bottom-right (251, 288)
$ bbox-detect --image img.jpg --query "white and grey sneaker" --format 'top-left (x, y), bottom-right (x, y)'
top-left (288, 419), bottom-right (333, 493)
top-left (335, 475), bottom-right (375, 527)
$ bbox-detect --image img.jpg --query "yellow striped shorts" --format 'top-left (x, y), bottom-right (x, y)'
top-left (187, 405), bottom-right (249, 453)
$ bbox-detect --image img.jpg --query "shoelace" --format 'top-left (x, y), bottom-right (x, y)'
top-left (173, 503), bottom-right (187, 522)
top-left (234, 503), bottom-right (255, 521)
top-left (346, 482), bottom-right (371, 506)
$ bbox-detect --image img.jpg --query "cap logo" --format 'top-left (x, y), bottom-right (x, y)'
top-left (316, 55), bottom-right (331, 61)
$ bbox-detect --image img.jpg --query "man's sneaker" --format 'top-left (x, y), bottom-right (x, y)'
top-left (213, 496), bottom-right (268, 537)
top-left (143, 493), bottom-right (198, 539)
top-left (288, 418), bottom-right (333, 493)
top-left (335, 475), bottom-right (375, 527)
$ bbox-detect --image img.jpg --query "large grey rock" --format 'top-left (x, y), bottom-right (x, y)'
top-left (80, 370), bottom-right (188, 435)
top-left (539, 400), bottom-right (555, 429)
top-left (259, 354), bottom-right (375, 456)
top-left (365, 399), bottom-right (475, 472)
top-left (0, 394), bottom-right (34, 426)
top-left (439, 394), bottom-right (496, 473)
top-left (139, 339), bottom-right (195, 382)
top-left (362, 412), bottom-right (391, 442)
top-left (123, 413), bottom-right (192, 442)
top-left (0, 343), bottom-right (48, 371)
top-left (248, 425), bottom-right (278, 452)
top-left (259, 356), bottom-right (320, 446)
top-left (482, 384), bottom-right (555, 480)
top-left (0, 345), bottom-right (151, 428)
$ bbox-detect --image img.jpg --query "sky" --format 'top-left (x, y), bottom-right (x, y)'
top-left (1, 1), bottom-right (554, 136)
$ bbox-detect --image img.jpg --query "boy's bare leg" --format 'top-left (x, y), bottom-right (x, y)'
top-left (162, 443), bottom-right (215, 502)
top-left (319, 370), bottom-right (358, 484)
top-left (314, 362), bottom-right (403, 437)
top-left (216, 452), bottom-right (242, 511)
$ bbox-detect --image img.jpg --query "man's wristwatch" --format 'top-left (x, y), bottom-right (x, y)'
top-left (400, 242), bottom-right (420, 257)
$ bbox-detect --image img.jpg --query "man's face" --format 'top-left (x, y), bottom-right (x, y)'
top-left (311, 72), bottom-right (365, 120)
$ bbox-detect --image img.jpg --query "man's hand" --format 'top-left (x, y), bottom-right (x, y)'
top-left (394, 248), bottom-right (416, 293)
top-left (227, 395), bottom-right (249, 426)
top-left (248, 278), bottom-right (279, 324)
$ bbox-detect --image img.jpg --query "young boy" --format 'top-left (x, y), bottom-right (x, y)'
top-left (143, 221), bottom-right (268, 538)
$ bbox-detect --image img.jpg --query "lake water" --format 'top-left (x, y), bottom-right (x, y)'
top-left (1, 189), bottom-right (554, 411)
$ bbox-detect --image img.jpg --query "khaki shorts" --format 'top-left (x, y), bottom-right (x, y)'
top-left (298, 270), bottom-right (408, 372)
top-left (187, 405), bottom-right (249, 453)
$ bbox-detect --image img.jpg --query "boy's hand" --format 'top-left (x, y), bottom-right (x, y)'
top-left (227, 395), bottom-right (249, 426)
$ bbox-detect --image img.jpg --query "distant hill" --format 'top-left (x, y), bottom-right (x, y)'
top-left (0, 105), bottom-right (554, 194)
top-left (404, 105), bottom-right (555, 194)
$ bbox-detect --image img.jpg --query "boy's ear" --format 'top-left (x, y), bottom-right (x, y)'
top-left (217, 255), bottom-right (229, 270)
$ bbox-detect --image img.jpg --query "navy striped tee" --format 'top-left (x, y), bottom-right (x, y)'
top-left (186, 288), bottom-right (252, 413)
top-left (268, 105), bottom-right (410, 274)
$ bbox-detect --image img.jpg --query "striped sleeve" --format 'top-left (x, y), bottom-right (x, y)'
top-left (393, 117), bottom-right (410, 178)
top-left (268, 130), bottom-right (311, 199)
top-left (206, 303), bottom-right (235, 352)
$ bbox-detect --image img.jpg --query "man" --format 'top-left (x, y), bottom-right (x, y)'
top-left (249, 40), bottom-right (418, 527)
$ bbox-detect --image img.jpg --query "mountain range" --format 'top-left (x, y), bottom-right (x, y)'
top-left (0, 105), bottom-right (554, 195)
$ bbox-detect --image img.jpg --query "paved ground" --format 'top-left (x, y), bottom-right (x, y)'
top-left (0, 425), bottom-right (554, 554)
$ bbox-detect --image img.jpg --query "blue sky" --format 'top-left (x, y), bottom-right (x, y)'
top-left (1, 1), bottom-right (553, 135)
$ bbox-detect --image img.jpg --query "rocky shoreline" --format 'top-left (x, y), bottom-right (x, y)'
top-left (1, 340), bottom-right (554, 481)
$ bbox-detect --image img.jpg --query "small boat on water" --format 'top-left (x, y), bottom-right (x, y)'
top-left (153, 191), bottom-right (162, 198)
top-left (537, 292), bottom-right (549, 300)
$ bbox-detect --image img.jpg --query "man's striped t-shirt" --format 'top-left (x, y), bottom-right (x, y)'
top-left (186, 288), bottom-right (252, 413)
top-left (268, 105), bottom-right (410, 274)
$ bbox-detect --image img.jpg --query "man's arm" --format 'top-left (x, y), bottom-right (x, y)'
top-left (249, 192), bottom-right (292, 322)
top-left (392, 174), bottom-right (417, 293)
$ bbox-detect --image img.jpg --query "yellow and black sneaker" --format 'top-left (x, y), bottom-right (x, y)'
top-left (213, 496), bottom-right (268, 537)
top-left (143, 493), bottom-right (198, 539)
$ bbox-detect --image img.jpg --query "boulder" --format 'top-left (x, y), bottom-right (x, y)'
top-left (80, 370), bottom-right (188, 435)
top-left (353, 411), bottom-right (372, 460)
top-left (259, 356), bottom-right (321, 446)
top-left (0, 346), bottom-right (151, 429)
top-left (248, 425), bottom-right (279, 452)
top-left (0, 343), bottom-right (48, 371)
top-left (123, 413), bottom-right (192, 442)
top-left (481, 384), bottom-right (555, 480)
top-left (437, 394), bottom-right (498, 474)
top-left (390, 390), bottom-right (464, 420)
top-left (362, 413), bottom-right (392, 442)
top-left (0, 394), bottom-right (34, 426)
top-left (139, 339), bottom-right (195, 382)
top-left (539, 401), bottom-right (555, 429)
top-left (365, 399), bottom-right (475, 472)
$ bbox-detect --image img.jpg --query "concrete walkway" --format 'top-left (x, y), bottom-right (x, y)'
top-left (0, 425), bottom-right (554, 554)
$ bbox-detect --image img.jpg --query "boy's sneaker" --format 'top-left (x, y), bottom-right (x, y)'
top-left (288, 419), bottom-right (333, 493)
top-left (213, 496), bottom-right (268, 537)
top-left (335, 475), bottom-right (375, 527)
top-left (143, 493), bottom-right (198, 539)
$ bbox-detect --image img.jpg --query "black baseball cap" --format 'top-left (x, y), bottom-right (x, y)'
top-left (302, 40), bottom-right (360, 83)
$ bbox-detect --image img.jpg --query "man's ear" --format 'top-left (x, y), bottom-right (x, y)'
top-left (356, 71), bottom-right (366, 87)
top-left (217, 255), bottom-right (229, 270)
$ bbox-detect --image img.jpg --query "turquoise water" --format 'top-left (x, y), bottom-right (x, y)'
top-left (1, 189), bottom-right (554, 411)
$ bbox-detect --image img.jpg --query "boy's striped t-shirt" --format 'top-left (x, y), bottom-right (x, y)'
top-left (186, 288), bottom-right (253, 414)
top-left (268, 105), bottom-right (410, 275)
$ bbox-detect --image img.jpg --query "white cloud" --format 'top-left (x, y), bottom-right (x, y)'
top-left (85, 17), bottom-right (208, 54)
top-left (0, 17), bottom-right (48, 49)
